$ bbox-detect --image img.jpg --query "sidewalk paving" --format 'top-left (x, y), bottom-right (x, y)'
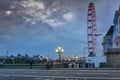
top-left (51, 67), bottom-right (120, 70)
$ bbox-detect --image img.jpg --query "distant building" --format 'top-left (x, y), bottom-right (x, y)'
top-left (102, 25), bottom-right (114, 53)
top-left (103, 7), bottom-right (120, 67)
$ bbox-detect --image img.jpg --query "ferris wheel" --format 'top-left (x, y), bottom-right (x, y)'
top-left (87, 3), bottom-right (97, 57)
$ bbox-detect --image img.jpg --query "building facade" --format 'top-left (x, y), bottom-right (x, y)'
top-left (103, 7), bottom-right (120, 67)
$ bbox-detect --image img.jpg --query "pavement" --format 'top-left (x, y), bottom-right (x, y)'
top-left (51, 67), bottom-right (120, 70)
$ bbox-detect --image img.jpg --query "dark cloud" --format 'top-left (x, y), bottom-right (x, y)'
top-left (0, 0), bottom-right (10, 10)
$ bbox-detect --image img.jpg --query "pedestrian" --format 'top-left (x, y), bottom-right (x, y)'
top-left (30, 60), bottom-right (33, 69)
top-left (50, 61), bottom-right (53, 68)
top-left (71, 63), bottom-right (74, 68)
top-left (46, 62), bottom-right (50, 69)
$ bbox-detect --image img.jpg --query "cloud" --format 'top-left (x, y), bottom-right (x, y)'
top-left (5, 10), bottom-right (12, 15)
top-left (0, 34), bottom-right (12, 41)
top-left (9, 0), bottom-right (76, 28)
top-left (43, 19), bottom-right (65, 27)
top-left (21, 0), bottom-right (45, 10)
top-left (63, 12), bottom-right (74, 22)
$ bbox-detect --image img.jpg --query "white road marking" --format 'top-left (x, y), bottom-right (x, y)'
top-left (0, 74), bottom-right (120, 79)
top-left (76, 72), bottom-right (107, 74)
top-left (35, 77), bottom-right (54, 80)
top-left (23, 71), bottom-right (38, 73)
top-left (35, 78), bottom-right (42, 80)
top-left (0, 74), bottom-right (10, 77)
top-left (1, 69), bottom-right (120, 73)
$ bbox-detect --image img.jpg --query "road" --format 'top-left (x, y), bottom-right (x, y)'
top-left (0, 69), bottom-right (120, 80)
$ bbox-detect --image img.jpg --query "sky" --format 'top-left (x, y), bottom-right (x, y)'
top-left (0, 0), bottom-right (120, 59)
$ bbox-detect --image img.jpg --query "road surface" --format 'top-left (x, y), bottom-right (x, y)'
top-left (0, 69), bottom-right (120, 80)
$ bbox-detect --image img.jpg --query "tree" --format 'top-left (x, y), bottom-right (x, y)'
top-left (25, 53), bottom-right (29, 58)
top-left (17, 53), bottom-right (21, 57)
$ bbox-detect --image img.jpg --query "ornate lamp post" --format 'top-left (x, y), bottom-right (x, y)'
top-left (74, 55), bottom-right (79, 62)
top-left (55, 46), bottom-right (64, 62)
top-left (66, 57), bottom-right (71, 62)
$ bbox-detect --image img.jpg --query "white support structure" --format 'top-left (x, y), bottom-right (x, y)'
top-left (86, 56), bottom-right (106, 68)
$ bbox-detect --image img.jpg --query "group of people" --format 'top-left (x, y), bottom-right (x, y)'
top-left (46, 61), bottom-right (53, 69)
top-left (46, 61), bottom-right (80, 69)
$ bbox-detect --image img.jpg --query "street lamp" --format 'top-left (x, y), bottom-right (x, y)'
top-left (66, 57), bottom-right (71, 62)
top-left (74, 55), bottom-right (79, 62)
top-left (84, 47), bottom-right (88, 67)
top-left (55, 46), bottom-right (64, 62)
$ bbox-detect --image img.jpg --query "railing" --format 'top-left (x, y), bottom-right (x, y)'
top-left (0, 63), bottom-right (65, 69)
top-left (0, 64), bottom-right (46, 69)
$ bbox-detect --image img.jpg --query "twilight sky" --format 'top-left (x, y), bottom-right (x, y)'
top-left (0, 0), bottom-right (120, 58)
